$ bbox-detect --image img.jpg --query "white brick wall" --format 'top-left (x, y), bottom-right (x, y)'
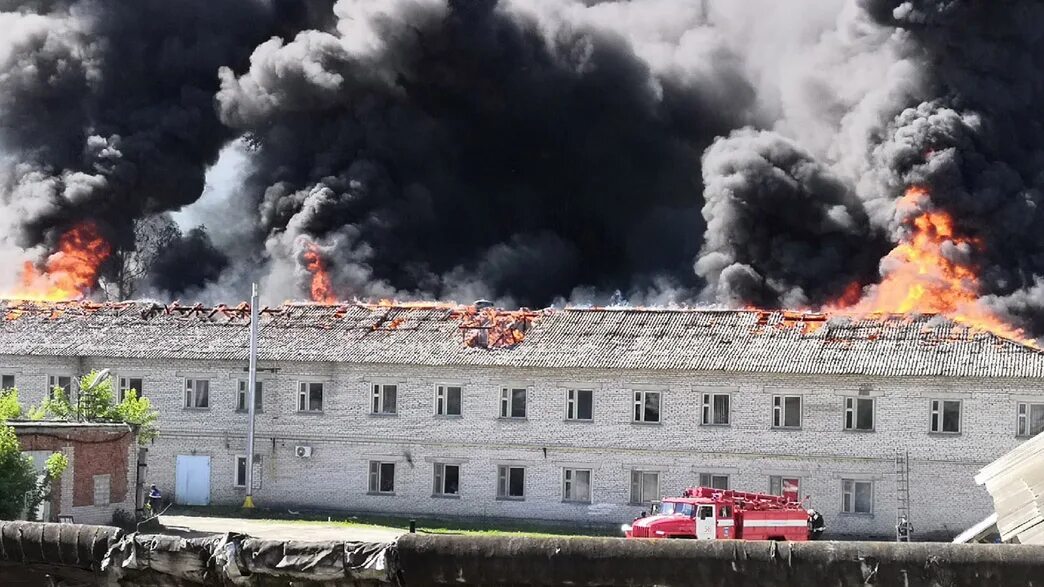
top-left (2, 353), bottom-right (1035, 538)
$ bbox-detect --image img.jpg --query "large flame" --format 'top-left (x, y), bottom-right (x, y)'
top-left (3, 222), bottom-right (111, 302)
top-left (833, 186), bottom-right (1038, 347)
top-left (302, 243), bottom-right (337, 304)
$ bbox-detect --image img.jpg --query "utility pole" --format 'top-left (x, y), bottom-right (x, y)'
top-left (243, 283), bottom-right (260, 509)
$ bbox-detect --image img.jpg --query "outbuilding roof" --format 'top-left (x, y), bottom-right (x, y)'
top-left (0, 300), bottom-right (1041, 378)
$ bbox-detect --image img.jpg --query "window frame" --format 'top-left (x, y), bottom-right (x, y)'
top-left (496, 465), bottom-right (526, 500)
top-left (772, 395), bottom-right (802, 429)
top-left (1016, 402), bottom-right (1044, 437)
top-left (371, 383), bottom-right (398, 415)
top-left (566, 389), bottom-right (594, 421)
top-left (843, 397), bottom-right (875, 431)
top-left (48, 375), bottom-right (74, 398)
top-left (236, 380), bottom-right (263, 413)
top-left (499, 387), bottom-right (527, 419)
top-left (434, 384), bottom-right (463, 417)
top-left (1, 374), bottom-right (15, 390)
top-left (432, 462), bottom-right (461, 497)
top-left (297, 381), bottom-right (325, 413)
top-left (368, 461), bottom-right (396, 494)
top-left (698, 473), bottom-right (730, 490)
top-left (562, 468), bottom-right (593, 503)
top-left (929, 399), bottom-right (961, 434)
top-left (768, 475), bottom-right (801, 500)
top-left (629, 470), bottom-right (661, 505)
top-left (234, 455), bottom-right (248, 488)
top-left (184, 378), bottom-right (211, 410)
top-left (632, 390), bottom-right (662, 424)
top-left (841, 479), bottom-right (874, 514)
top-left (118, 376), bottom-right (145, 403)
top-left (700, 392), bottom-right (731, 426)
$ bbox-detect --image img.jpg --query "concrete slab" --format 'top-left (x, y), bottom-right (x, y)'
top-left (159, 514), bottom-right (405, 542)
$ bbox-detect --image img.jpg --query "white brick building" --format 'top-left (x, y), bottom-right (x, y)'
top-left (1, 301), bottom-right (1041, 538)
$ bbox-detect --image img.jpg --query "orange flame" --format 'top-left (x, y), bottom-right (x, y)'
top-left (832, 186), bottom-right (1038, 348)
top-left (302, 243), bottom-right (337, 304)
top-left (3, 222), bottom-right (111, 302)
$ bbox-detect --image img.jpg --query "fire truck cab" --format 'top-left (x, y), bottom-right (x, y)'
top-left (623, 486), bottom-right (819, 541)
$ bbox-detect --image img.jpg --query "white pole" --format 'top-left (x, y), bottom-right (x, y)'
top-left (243, 283), bottom-right (260, 509)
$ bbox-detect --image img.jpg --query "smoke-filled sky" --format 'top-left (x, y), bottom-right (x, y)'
top-left (3, 0), bottom-right (1044, 336)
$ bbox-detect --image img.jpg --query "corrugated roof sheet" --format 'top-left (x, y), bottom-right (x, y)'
top-left (0, 300), bottom-right (1041, 377)
top-left (976, 432), bottom-right (1044, 543)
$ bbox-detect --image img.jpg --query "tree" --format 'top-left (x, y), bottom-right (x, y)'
top-left (102, 214), bottom-right (181, 300)
top-left (30, 372), bottom-right (158, 444)
top-left (0, 424), bottom-right (37, 520)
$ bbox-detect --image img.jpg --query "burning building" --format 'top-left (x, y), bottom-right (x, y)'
top-left (0, 299), bottom-right (1041, 539)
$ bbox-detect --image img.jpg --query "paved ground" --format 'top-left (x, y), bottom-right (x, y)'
top-left (159, 515), bottom-right (405, 542)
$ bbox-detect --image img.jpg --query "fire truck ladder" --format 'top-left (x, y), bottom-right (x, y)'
top-left (895, 448), bottom-right (912, 542)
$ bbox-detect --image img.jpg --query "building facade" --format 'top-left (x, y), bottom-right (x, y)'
top-left (2, 301), bottom-right (1042, 538)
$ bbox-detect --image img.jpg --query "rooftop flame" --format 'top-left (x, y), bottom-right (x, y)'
top-left (831, 186), bottom-right (1039, 348)
top-left (2, 222), bottom-right (111, 302)
top-left (302, 243), bottom-right (337, 304)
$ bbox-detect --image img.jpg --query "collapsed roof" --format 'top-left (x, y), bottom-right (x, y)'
top-left (0, 300), bottom-right (1041, 378)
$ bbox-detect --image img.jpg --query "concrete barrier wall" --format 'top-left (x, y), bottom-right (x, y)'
top-left (4, 521), bottom-right (1044, 586)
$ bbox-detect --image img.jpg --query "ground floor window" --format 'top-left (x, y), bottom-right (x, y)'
top-left (234, 456), bottom-right (248, 487)
top-left (630, 470), bottom-right (660, 505)
top-left (769, 476), bottom-right (800, 502)
top-left (562, 469), bottom-right (592, 503)
top-left (497, 466), bottom-right (525, 499)
top-left (433, 463), bottom-right (460, 496)
top-left (841, 479), bottom-right (873, 514)
top-left (699, 473), bottom-right (729, 490)
top-left (369, 461), bottom-right (395, 494)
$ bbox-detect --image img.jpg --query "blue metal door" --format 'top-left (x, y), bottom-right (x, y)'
top-left (175, 455), bottom-right (211, 505)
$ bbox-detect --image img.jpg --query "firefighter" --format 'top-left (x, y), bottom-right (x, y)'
top-left (808, 509), bottom-right (825, 540)
top-left (897, 516), bottom-right (913, 541)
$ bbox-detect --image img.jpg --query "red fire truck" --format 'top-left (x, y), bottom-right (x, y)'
top-left (622, 486), bottom-right (824, 541)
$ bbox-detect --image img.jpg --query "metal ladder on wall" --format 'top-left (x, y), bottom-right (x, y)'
top-left (895, 448), bottom-right (912, 542)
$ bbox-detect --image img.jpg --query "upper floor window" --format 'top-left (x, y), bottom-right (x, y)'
top-left (298, 382), bottom-right (324, 412)
top-left (184, 378), bottom-right (210, 409)
top-left (699, 473), bottom-right (729, 490)
top-left (1, 374), bottom-right (15, 390)
top-left (118, 377), bottom-right (144, 402)
top-left (371, 383), bottom-right (397, 415)
top-left (1017, 402), bottom-right (1044, 437)
top-left (433, 463), bottom-right (460, 496)
top-left (562, 468), bottom-right (592, 503)
top-left (566, 389), bottom-right (593, 421)
top-left (630, 470), bottom-right (660, 506)
top-left (701, 393), bottom-right (730, 426)
top-left (841, 479), bottom-right (873, 514)
top-left (844, 397), bottom-right (874, 431)
top-left (772, 395), bottom-right (801, 428)
top-left (500, 387), bottom-right (527, 419)
top-left (497, 465), bottom-right (525, 499)
top-left (633, 390), bottom-right (661, 423)
top-left (769, 476), bottom-right (801, 502)
top-left (48, 375), bottom-right (73, 396)
top-left (929, 399), bottom-right (961, 434)
top-left (435, 385), bottom-right (462, 416)
top-left (368, 461), bottom-right (395, 494)
top-left (237, 380), bottom-right (263, 412)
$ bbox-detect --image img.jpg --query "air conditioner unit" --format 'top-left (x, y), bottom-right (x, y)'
top-left (295, 445), bottom-right (312, 458)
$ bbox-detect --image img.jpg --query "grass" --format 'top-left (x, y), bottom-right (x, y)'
top-left (165, 505), bottom-right (619, 538)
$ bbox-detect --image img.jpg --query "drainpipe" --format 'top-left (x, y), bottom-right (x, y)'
top-left (243, 283), bottom-right (260, 509)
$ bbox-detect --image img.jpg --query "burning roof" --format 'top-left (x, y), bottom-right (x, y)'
top-left (0, 300), bottom-right (1040, 378)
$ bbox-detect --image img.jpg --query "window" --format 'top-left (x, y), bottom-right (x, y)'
top-left (1, 374), bottom-right (14, 390)
top-left (701, 393), bottom-right (730, 426)
top-left (699, 473), bottom-right (729, 490)
top-left (237, 380), bottom-right (263, 412)
top-left (435, 385), bottom-right (462, 416)
top-left (632, 390), bottom-right (661, 423)
top-left (1017, 402), bottom-right (1044, 437)
top-left (371, 384), bottom-right (397, 415)
top-left (368, 461), bottom-right (395, 494)
top-left (562, 468), bottom-right (592, 503)
top-left (92, 475), bottom-right (110, 506)
top-left (566, 389), bottom-right (593, 421)
top-left (929, 399), bottom-right (961, 434)
top-left (48, 375), bottom-right (73, 396)
top-left (234, 455), bottom-right (248, 488)
top-left (844, 397), bottom-right (874, 431)
top-left (772, 395), bottom-right (801, 428)
top-left (118, 377), bottom-right (144, 402)
top-left (184, 379), bottom-right (210, 409)
top-left (769, 476), bottom-right (801, 502)
top-left (298, 382), bottom-right (324, 412)
top-left (500, 387), bottom-right (527, 418)
top-left (630, 470), bottom-right (660, 505)
top-left (497, 465), bottom-right (525, 499)
top-left (841, 479), bottom-right (873, 514)
top-left (433, 463), bottom-right (460, 496)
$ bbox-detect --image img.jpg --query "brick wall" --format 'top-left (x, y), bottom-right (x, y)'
top-left (3, 353), bottom-right (1036, 538)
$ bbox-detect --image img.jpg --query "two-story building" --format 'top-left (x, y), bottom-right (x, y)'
top-left (1, 300), bottom-right (1040, 538)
